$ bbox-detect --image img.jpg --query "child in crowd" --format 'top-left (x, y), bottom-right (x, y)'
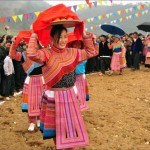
top-left (3, 48), bottom-right (15, 100)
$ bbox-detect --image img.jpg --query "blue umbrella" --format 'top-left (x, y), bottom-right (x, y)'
top-left (101, 24), bottom-right (125, 36)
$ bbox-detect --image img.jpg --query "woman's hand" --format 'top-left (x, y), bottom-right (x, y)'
top-left (11, 36), bottom-right (16, 43)
top-left (30, 24), bottom-right (33, 33)
top-left (82, 24), bottom-right (86, 37)
top-left (92, 34), bottom-right (97, 43)
top-left (30, 24), bottom-right (38, 38)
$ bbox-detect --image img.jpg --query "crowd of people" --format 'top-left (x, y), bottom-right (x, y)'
top-left (86, 32), bottom-right (150, 75)
top-left (0, 4), bottom-right (150, 150)
top-left (0, 35), bottom-right (27, 100)
top-left (1, 32), bottom-right (149, 100)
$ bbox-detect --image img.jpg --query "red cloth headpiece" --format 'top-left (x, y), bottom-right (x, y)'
top-left (15, 30), bottom-right (31, 47)
top-left (32, 4), bottom-right (84, 47)
top-left (68, 32), bottom-right (83, 44)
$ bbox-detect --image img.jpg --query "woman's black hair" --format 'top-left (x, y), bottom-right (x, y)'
top-left (0, 38), bottom-right (4, 43)
top-left (19, 42), bottom-right (26, 48)
top-left (69, 40), bottom-right (84, 49)
top-left (5, 49), bottom-right (9, 56)
top-left (6, 40), bottom-right (12, 44)
top-left (6, 35), bottom-right (13, 41)
top-left (101, 35), bottom-right (106, 38)
top-left (50, 25), bottom-right (67, 44)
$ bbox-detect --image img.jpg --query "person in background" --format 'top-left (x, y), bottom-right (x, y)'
top-left (129, 33), bottom-right (134, 39)
top-left (85, 35), bottom-right (98, 73)
top-left (124, 34), bottom-right (129, 40)
top-left (131, 32), bottom-right (143, 70)
top-left (108, 35), bottom-right (126, 75)
top-left (2, 47), bottom-right (15, 100)
top-left (96, 36), bottom-right (101, 43)
top-left (145, 35), bottom-right (150, 68)
top-left (138, 34), bottom-right (145, 64)
top-left (5, 40), bottom-right (12, 50)
top-left (124, 38), bottom-right (132, 68)
top-left (67, 32), bottom-right (97, 111)
top-left (6, 35), bottom-right (13, 41)
top-left (13, 41), bottom-right (27, 93)
top-left (86, 53), bottom-right (97, 73)
top-left (143, 38), bottom-right (147, 63)
top-left (94, 35), bottom-right (101, 71)
top-left (0, 37), bottom-right (7, 99)
top-left (98, 35), bottom-right (112, 75)
top-left (10, 33), bottom-right (45, 132)
top-left (107, 34), bottom-right (112, 43)
top-left (121, 36), bottom-right (126, 44)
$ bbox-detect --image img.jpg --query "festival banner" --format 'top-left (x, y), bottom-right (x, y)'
top-left (86, 9), bottom-right (150, 31)
top-left (0, 1), bottom-right (149, 24)
top-left (85, 3), bottom-right (149, 23)
top-left (12, 16), bottom-right (17, 22)
top-left (18, 14), bottom-right (23, 21)
top-left (0, 0), bottom-right (114, 24)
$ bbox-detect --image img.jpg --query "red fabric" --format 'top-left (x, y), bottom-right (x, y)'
top-left (68, 32), bottom-right (83, 43)
top-left (0, 18), bottom-right (6, 24)
top-left (68, 31), bottom-right (93, 46)
top-left (85, 0), bottom-right (89, 4)
top-left (85, 0), bottom-right (92, 8)
top-left (16, 30), bottom-right (31, 47)
top-left (32, 4), bottom-right (83, 47)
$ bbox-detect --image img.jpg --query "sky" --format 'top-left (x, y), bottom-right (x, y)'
top-left (46, 0), bottom-right (149, 6)
top-left (46, 0), bottom-right (87, 6)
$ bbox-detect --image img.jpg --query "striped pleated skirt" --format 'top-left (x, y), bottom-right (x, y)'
top-left (40, 86), bottom-right (89, 149)
top-left (145, 47), bottom-right (150, 68)
top-left (111, 52), bottom-right (126, 71)
top-left (75, 74), bottom-right (89, 111)
top-left (21, 75), bottom-right (45, 116)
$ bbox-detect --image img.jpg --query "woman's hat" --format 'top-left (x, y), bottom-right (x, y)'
top-left (32, 4), bottom-right (84, 47)
top-left (51, 20), bottom-right (82, 28)
top-left (15, 30), bottom-right (31, 47)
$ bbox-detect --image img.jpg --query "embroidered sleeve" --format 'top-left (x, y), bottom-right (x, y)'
top-left (77, 37), bottom-right (99, 62)
top-left (27, 35), bottom-right (49, 64)
top-left (9, 43), bottom-right (22, 61)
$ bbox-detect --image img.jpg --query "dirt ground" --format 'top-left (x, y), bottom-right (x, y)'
top-left (0, 67), bottom-right (150, 150)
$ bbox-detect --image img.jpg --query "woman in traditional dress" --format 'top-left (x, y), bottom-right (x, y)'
top-left (145, 35), bottom-right (150, 68)
top-left (9, 31), bottom-right (45, 131)
top-left (67, 32), bottom-right (94, 111)
top-left (109, 35), bottom-right (126, 75)
top-left (27, 4), bottom-right (98, 150)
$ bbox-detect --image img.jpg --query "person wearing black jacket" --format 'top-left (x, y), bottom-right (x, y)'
top-left (0, 38), bottom-right (7, 97)
top-left (13, 42), bottom-right (27, 92)
top-left (98, 35), bottom-right (112, 75)
top-left (131, 32), bottom-right (143, 70)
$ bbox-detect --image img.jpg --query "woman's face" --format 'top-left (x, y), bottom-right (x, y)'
top-left (100, 37), bottom-right (105, 42)
top-left (72, 40), bottom-right (82, 49)
top-left (23, 45), bottom-right (27, 50)
top-left (114, 37), bottom-right (119, 43)
top-left (53, 30), bottom-right (68, 49)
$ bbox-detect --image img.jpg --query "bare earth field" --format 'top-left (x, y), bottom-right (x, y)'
top-left (0, 67), bottom-right (150, 150)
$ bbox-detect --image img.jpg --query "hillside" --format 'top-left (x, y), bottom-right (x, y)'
top-left (76, 3), bottom-right (150, 35)
top-left (0, 0), bottom-right (50, 35)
